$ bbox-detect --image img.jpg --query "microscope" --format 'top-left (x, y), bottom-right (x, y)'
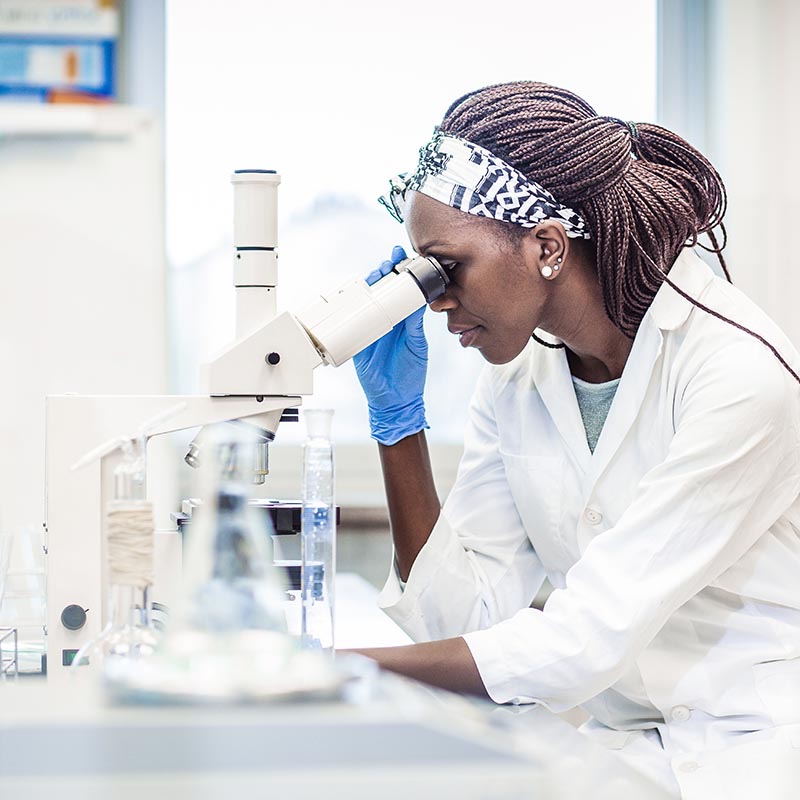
top-left (44, 170), bottom-right (449, 683)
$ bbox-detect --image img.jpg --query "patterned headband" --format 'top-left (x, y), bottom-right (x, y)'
top-left (379, 130), bottom-right (591, 240)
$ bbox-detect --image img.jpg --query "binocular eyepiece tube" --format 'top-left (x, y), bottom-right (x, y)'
top-left (294, 255), bottom-right (450, 368)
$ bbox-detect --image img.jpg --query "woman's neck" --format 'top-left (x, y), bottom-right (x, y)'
top-left (545, 260), bottom-right (634, 382)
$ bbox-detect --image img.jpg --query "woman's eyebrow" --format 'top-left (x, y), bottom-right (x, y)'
top-left (416, 239), bottom-right (453, 255)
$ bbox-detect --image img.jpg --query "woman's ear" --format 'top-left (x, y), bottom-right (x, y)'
top-left (517, 221), bottom-right (570, 280)
top-left (534, 221), bottom-right (569, 267)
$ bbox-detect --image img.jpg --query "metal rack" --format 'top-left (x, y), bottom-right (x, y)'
top-left (1, 627), bottom-right (18, 678)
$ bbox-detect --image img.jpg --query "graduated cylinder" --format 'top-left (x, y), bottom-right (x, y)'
top-left (301, 409), bottom-right (336, 652)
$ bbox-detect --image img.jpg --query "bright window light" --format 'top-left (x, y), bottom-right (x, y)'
top-left (166, 0), bottom-right (656, 444)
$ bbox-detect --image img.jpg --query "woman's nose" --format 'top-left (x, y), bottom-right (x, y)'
top-left (429, 288), bottom-right (458, 313)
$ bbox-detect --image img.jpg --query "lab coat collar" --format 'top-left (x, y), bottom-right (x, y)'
top-left (647, 247), bottom-right (716, 331)
top-left (581, 248), bottom-right (716, 505)
top-left (531, 340), bottom-right (594, 472)
top-left (581, 314), bottom-right (663, 507)
top-left (529, 248), bottom-right (713, 485)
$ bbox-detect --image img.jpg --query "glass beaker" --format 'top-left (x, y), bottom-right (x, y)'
top-left (301, 409), bottom-right (336, 652)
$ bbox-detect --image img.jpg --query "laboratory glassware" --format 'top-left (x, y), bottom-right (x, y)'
top-left (0, 533), bottom-right (16, 678)
top-left (0, 533), bottom-right (11, 612)
top-left (107, 422), bottom-right (293, 700)
top-left (107, 421), bottom-right (348, 703)
top-left (174, 421), bottom-right (289, 639)
top-left (301, 409), bottom-right (336, 652)
top-left (71, 437), bottom-right (158, 672)
top-left (0, 526), bottom-right (46, 674)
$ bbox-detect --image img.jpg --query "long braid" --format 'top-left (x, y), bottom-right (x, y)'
top-left (438, 82), bottom-right (728, 338)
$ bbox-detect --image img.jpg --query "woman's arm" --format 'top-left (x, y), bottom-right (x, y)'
top-left (378, 431), bottom-right (441, 581)
top-left (461, 339), bottom-right (800, 708)
top-left (354, 637), bottom-right (489, 697)
top-left (377, 365), bottom-right (546, 644)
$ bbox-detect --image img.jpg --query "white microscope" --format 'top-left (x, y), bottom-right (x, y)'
top-left (44, 169), bottom-right (449, 683)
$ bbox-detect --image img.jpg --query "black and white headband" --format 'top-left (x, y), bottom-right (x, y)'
top-left (379, 130), bottom-right (591, 240)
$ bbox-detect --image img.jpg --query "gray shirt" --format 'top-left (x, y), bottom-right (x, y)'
top-left (571, 375), bottom-right (620, 453)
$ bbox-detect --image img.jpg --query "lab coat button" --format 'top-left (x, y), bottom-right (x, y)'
top-left (584, 508), bottom-right (603, 525)
top-left (671, 705), bottom-right (691, 722)
top-left (679, 760), bottom-right (699, 773)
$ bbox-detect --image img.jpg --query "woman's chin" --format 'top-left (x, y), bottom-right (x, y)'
top-left (477, 342), bottom-right (529, 366)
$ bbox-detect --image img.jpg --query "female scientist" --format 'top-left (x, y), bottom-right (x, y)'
top-left (352, 82), bottom-right (800, 796)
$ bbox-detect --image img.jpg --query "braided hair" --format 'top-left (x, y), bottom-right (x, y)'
top-left (438, 81), bottom-right (728, 339)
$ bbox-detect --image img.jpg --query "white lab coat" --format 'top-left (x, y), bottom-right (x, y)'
top-left (379, 248), bottom-right (800, 798)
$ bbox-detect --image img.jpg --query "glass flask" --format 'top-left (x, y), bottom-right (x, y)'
top-left (176, 422), bottom-right (288, 639)
top-left (72, 437), bottom-right (158, 672)
top-left (106, 421), bottom-right (305, 701)
top-left (301, 409), bottom-right (336, 652)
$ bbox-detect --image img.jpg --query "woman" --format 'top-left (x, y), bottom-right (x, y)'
top-left (352, 82), bottom-right (800, 796)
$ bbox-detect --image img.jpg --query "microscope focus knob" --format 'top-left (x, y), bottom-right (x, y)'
top-left (61, 604), bottom-right (88, 631)
top-left (265, 352), bottom-right (281, 365)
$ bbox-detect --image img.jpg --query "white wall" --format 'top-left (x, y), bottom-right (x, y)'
top-left (0, 105), bottom-right (168, 537)
top-left (704, 0), bottom-right (800, 346)
top-left (660, 0), bottom-right (800, 346)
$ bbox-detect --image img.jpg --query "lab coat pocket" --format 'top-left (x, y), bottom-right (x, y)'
top-left (753, 658), bottom-right (800, 726)
top-left (499, 452), bottom-right (564, 568)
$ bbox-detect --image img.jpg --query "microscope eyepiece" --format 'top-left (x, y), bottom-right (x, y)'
top-left (396, 256), bottom-right (450, 304)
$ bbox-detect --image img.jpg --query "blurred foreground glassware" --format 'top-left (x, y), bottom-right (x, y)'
top-left (107, 421), bottom-right (345, 703)
top-left (301, 409), bottom-right (336, 652)
top-left (0, 533), bottom-right (11, 612)
top-left (0, 533), bottom-right (17, 679)
top-left (72, 436), bottom-right (158, 674)
top-left (0, 526), bottom-right (46, 674)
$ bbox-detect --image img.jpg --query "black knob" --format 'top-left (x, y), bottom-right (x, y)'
top-left (61, 604), bottom-right (87, 631)
top-left (265, 352), bottom-right (281, 365)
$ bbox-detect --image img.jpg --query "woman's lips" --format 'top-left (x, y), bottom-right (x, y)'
top-left (457, 326), bottom-right (480, 348)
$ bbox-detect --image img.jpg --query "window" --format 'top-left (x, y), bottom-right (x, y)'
top-left (166, 0), bottom-right (656, 467)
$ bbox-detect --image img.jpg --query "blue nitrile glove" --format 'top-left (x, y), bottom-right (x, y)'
top-left (353, 245), bottom-right (429, 446)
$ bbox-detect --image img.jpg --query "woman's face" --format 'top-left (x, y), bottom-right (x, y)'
top-left (405, 191), bottom-right (551, 365)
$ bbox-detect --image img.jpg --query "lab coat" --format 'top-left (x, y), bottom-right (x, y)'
top-left (379, 248), bottom-right (800, 798)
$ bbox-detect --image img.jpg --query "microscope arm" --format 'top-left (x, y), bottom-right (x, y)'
top-left (202, 260), bottom-right (447, 398)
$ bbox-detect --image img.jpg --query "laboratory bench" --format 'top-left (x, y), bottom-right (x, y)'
top-left (0, 678), bottom-right (672, 799)
top-left (0, 575), bottom-right (671, 798)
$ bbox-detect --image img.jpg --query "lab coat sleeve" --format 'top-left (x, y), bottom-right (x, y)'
top-left (463, 340), bottom-right (800, 708)
top-left (377, 365), bottom-right (547, 641)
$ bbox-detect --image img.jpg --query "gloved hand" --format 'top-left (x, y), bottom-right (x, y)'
top-left (353, 245), bottom-right (429, 446)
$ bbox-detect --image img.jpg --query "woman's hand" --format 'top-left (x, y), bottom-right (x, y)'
top-left (353, 245), bottom-right (429, 446)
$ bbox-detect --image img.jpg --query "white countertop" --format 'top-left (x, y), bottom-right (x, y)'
top-left (0, 573), bottom-right (670, 798)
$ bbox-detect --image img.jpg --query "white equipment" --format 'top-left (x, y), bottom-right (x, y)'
top-left (44, 170), bottom-right (448, 681)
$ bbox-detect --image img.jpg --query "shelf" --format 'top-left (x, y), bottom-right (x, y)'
top-left (0, 103), bottom-right (152, 139)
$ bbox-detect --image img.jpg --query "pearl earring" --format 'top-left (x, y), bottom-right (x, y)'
top-left (541, 255), bottom-right (562, 279)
